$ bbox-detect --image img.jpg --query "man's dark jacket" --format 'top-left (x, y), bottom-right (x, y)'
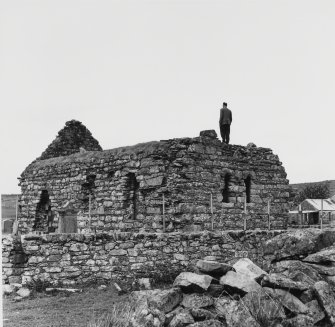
top-left (219, 108), bottom-right (232, 125)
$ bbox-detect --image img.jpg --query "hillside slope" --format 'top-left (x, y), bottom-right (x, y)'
top-left (290, 180), bottom-right (335, 197)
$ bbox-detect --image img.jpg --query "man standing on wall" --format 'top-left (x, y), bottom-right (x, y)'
top-left (219, 102), bottom-right (232, 144)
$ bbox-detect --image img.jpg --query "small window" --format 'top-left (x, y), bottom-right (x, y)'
top-left (107, 171), bottom-right (115, 179)
top-left (81, 174), bottom-right (96, 204)
top-left (34, 190), bottom-right (51, 232)
top-left (125, 173), bottom-right (140, 219)
top-left (244, 176), bottom-right (251, 203)
top-left (222, 174), bottom-right (231, 203)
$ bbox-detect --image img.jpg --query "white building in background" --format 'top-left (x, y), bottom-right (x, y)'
top-left (289, 198), bottom-right (335, 226)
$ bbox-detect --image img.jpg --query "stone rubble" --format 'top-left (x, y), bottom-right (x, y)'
top-left (196, 260), bottom-right (233, 277)
top-left (173, 272), bottom-right (213, 291)
top-left (232, 257), bottom-right (267, 280)
top-left (128, 229), bottom-right (335, 327)
top-left (2, 229), bottom-right (335, 325)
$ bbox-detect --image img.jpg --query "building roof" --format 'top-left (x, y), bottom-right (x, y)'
top-left (305, 198), bottom-right (335, 211)
top-left (290, 198), bottom-right (335, 213)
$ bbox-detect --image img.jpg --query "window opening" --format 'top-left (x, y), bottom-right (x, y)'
top-left (81, 174), bottom-right (96, 204)
top-left (34, 190), bottom-right (53, 232)
top-left (125, 173), bottom-right (140, 219)
top-left (244, 176), bottom-right (251, 203)
top-left (222, 174), bottom-right (231, 203)
top-left (107, 171), bottom-right (115, 179)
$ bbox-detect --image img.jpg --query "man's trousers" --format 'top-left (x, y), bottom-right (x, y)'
top-left (220, 124), bottom-right (230, 144)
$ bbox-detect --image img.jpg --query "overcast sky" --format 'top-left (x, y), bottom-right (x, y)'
top-left (0, 0), bottom-right (334, 194)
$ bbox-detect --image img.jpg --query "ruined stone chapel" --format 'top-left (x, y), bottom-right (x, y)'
top-left (17, 120), bottom-right (291, 234)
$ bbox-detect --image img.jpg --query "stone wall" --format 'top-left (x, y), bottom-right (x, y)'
top-left (2, 230), bottom-right (285, 286)
top-left (38, 120), bottom-right (102, 160)
top-left (18, 130), bottom-right (291, 234)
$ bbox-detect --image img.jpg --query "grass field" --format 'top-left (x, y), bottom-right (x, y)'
top-left (3, 285), bottom-right (129, 327)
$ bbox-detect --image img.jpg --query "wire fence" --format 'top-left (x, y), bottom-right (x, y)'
top-left (8, 194), bottom-right (335, 235)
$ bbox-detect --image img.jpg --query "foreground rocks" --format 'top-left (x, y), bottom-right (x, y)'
top-left (2, 284), bottom-right (31, 301)
top-left (173, 272), bottom-right (213, 291)
top-left (264, 229), bottom-right (335, 261)
top-left (130, 229), bottom-right (335, 327)
top-left (313, 281), bottom-right (335, 325)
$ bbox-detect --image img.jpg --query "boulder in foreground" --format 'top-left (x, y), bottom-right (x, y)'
top-left (233, 258), bottom-right (267, 281)
top-left (260, 273), bottom-right (309, 291)
top-left (215, 296), bottom-right (259, 327)
top-left (264, 229), bottom-right (335, 261)
top-left (313, 280), bottom-right (335, 325)
top-left (303, 245), bottom-right (335, 264)
top-left (220, 271), bottom-right (261, 294)
top-left (174, 272), bottom-right (213, 291)
top-left (182, 293), bottom-right (214, 309)
top-left (263, 287), bottom-right (309, 314)
top-left (147, 288), bottom-right (183, 313)
top-left (196, 260), bottom-right (233, 277)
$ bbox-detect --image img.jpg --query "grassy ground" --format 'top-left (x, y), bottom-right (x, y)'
top-left (3, 285), bottom-right (129, 327)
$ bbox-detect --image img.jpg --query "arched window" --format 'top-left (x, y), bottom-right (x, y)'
top-left (244, 176), bottom-right (251, 203)
top-left (222, 174), bottom-right (231, 203)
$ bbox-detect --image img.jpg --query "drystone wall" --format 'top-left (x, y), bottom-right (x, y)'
top-left (38, 120), bottom-right (102, 160)
top-left (19, 131), bottom-right (290, 233)
top-left (18, 130), bottom-right (291, 234)
top-left (2, 230), bottom-right (285, 286)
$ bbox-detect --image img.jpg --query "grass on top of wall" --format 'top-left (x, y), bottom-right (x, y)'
top-left (26, 140), bottom-right (167, 170)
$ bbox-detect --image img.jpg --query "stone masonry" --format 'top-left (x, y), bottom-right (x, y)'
top-left (17, 122), bottom-right (291, 234)
top-left (38, 119), bottom-right (102, 161)
top-left (2, 230), bottom-right (285, 286)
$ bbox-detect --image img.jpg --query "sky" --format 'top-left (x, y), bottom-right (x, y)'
top-left (0, 0), bottom-right (334, 194)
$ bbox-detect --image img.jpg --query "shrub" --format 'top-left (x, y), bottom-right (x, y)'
top-left (25, 278), bottom-right (53, 293)
top-left (293, 183), bottom-right (330, 205)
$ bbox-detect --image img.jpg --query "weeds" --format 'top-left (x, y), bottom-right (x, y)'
top-left (214, 288), bottom-right (287, 327)
top-left (87, 300), bottom-right (143, 327)
top-left (240, 290), bottom-right (285, 327)
top-left (137, 261), bottom-right (193, 288)
top-left (25, 278), bottom-right (54, 293)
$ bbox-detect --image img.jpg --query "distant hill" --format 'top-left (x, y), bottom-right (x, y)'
top-left (290, 180), bottom-right (335, 197)
top-left (1, 194), bottom-right (19, 220)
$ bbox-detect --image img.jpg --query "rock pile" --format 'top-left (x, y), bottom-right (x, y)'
top-left (130, 230), bottom-right (335, 327)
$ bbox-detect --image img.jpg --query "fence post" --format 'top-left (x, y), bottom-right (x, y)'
top-left (210, 193), bottom-right (214, 231)
top-left (12, 195), bottom-right (19, 235)
top-left (243, 196), bottom-right (247, 231)
top-left (162, 193), bottom-right (166, 232)
top-left (320, 199), bottom-right (323, 230)
top-left (298, 204), bottom-right (303, 226)
top-left (89, 194), bottom-right (92, 233)
top-left (329, 212), bottom-right (332, 227)
top-left (268, 200), bottom-right (271, 230)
